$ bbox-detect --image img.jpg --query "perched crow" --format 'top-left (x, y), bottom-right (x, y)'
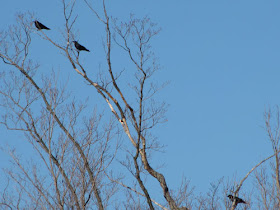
top-left (73, 41), bottom-right (90, 52)
top-left (34, 21), bottom-right (50, 30)
top-left (227, 195), bottom-right (247, 205)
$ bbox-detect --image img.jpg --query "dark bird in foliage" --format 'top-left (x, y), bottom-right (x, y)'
top-left (34, 21), bottom-right (50, 30)
top-left (73, 41), bottom-right (90, 52)
top-left (227, 195), bottom-right (247, 205)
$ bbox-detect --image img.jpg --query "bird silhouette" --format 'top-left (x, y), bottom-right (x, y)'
top-left (73, 41), bottom-right (90, 52)
top-left (34, 21), bottom-right (50, 30)
top-left (227, 195), bottom-right (247, 205)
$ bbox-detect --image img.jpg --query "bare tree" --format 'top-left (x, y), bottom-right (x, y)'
top-left (252, 107), bottom-right (280, 209)
top-left (0, 0), bottom-right (187, 209)
top-left (1, 1), bottom-right (280, 210)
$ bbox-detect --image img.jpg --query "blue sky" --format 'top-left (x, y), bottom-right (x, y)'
top-left (1, 0), bottom-right (280, 198)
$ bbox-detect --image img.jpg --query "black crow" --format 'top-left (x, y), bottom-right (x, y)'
top-left (73, 41), bottom-right (90, 52)
top-left (227, 195), bottom-right (247, 204)
top-left (34, 21), bottom-right (50, 30)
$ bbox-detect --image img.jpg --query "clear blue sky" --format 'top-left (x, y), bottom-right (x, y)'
top-left (1, 0), bottom-right (280, 197)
